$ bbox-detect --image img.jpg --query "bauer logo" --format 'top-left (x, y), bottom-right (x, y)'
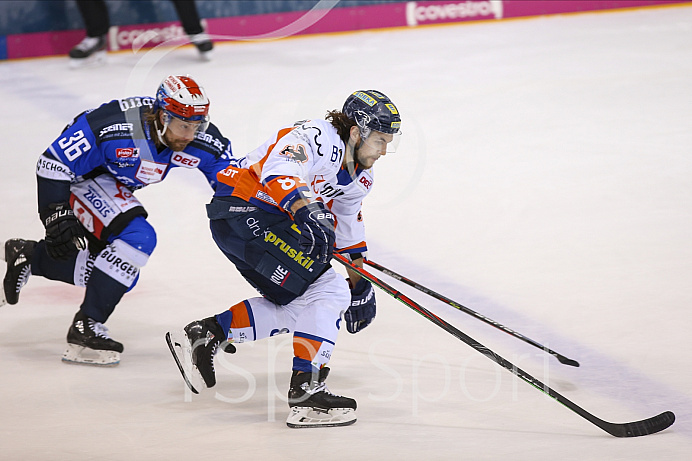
top-left (405, 1), bottom-right (503, 27)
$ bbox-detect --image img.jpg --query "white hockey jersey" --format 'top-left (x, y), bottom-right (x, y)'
top-left (215, 119), bottom-right (372, 253)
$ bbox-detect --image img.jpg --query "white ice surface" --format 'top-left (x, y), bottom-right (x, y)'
top-left (1, 5), bottom-right (691, 460)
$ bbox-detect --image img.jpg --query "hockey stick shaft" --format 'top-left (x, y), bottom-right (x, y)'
top-left (364, 259), bottom-right (579, 367)
top-left (334, 254), bottom-right (674, 437)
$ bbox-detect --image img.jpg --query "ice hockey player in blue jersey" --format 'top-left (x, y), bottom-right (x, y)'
top-left (165, 90), bottom-right (401, 427)
top-left (1, 75), bottom-right (232, 366)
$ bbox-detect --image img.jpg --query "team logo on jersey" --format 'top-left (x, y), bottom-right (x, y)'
top-left (116, 147), bottom-right (139, 158)
top-left (279, 144), bottom-right (308, 163)
top-left (171, 152), bottom-right (200, 168)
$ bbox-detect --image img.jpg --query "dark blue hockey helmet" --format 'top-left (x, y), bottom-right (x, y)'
top-left (343, 90), bottom-right (401, 139)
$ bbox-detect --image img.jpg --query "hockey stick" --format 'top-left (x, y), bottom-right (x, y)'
top-left (334, 254), bottom-right (675, 437)
top-left (363, 259), bottom-right (579, 367)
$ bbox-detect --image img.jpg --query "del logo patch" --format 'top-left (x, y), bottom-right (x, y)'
top-left (358, 171), bottom-right (373, 190)
top-left (171, 152), bottom-right (201, 168)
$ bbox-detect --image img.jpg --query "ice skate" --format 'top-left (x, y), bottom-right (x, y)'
top-left (166, 317), bottom-right (235, 393)
top-left (62, 311), bottom-right (123, 366)
top-left (2, 239), bottom-right (36, 307)
top-left (189, 33), bottom-right (213, 61)
top-left (69, 35), bottom-right (107, 68)
top-left (286, 367), bottom-right (357, 428)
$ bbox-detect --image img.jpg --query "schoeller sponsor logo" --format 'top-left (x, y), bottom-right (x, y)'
top-left (405, 1), bottom-right (503, 26)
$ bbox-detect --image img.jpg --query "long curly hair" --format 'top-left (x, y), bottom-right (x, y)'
top-left (325, 110), bottom-right (356, 145)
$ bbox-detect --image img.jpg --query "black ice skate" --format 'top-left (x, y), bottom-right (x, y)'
top-left (62, 311), bottom-right (124, 366)
top-left (69, 35), bottom-right (107, 68)
top-left (165, 317), bottom-right (235, 394)
top-left (189, 33), bottom-right (213, 60)
top-left (286, 367), bottom-right (357, 428)
top-left (1, 239), bottom-right (36, 307)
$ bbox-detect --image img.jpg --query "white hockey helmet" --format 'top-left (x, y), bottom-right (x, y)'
top-left (154, 75), bottom-right (210, 132)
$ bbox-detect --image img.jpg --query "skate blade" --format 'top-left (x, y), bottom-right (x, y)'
top-left (69, 51), bottom-right (107, 69)
top-left (61, 343), bottom-right (120, 366)
top-left (286, 407), bottom-right (357, 428)
top-left (165, 330), bottom-right (203, 394)
top-left (2, 241), bottom-right (10, 306)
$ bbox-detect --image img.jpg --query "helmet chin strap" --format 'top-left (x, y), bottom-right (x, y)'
top-left (353, 127), bottom-right (370, 169)
top-left (154, 115), bottom-right (169, 147)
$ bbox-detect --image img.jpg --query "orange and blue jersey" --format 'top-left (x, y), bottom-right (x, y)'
top-left (215, 119), bottom-right (373, 255)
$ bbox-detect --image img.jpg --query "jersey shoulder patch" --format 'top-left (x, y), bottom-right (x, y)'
top-left (187, 123), bottom-right (231, 159)
top-left (86, 97), bottom-right (153, 144)
top-left (290, 119), bottom-right (341, 159)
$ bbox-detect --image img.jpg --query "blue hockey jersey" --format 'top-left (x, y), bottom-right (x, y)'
top-left (38, 96), bottom-right (232, 201)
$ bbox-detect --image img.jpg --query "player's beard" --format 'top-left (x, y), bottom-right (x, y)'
top-left (354, 146), bottom-right (377, 170)
top-left (164, 132), bottom-right (192, 152)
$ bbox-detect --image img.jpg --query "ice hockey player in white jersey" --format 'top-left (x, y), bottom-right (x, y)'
top-left (166, 90), bottom-right (401, 427)
top-left (2, 75), bottom-right (232, 366)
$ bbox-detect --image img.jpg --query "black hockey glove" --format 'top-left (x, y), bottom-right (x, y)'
top-left (292, 201), bottom-right (335, 263)
top-left (42, 202), bottom-right (87, 260)
top-left (344, 278), bottom-right (376, 334)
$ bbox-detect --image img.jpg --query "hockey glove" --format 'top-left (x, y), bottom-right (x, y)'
top-left (344, 278), bottom-right (376, 334)
top-left (292, 201), bottom-right (335, 263)
top-left (42, 202), bottom-right (87, 260)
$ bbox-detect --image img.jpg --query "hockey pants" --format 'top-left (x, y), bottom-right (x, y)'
top-left (207, 197), bottom-right (351, 372)
top-left (31, 215), bottom-right (156, 323)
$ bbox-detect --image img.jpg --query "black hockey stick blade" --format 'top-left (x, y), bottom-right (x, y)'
top-left (600, 411), bottom-right (675, 438)
top-left (165, 331), bottom-right (199, 394)
top-left (334, 254), bottom-right (675, 437)
top-left (555, 353), bottom-right (580, 367)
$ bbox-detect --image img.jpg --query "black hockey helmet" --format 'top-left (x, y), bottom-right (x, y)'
top-left (343, 90), bottom-right (401, 139)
